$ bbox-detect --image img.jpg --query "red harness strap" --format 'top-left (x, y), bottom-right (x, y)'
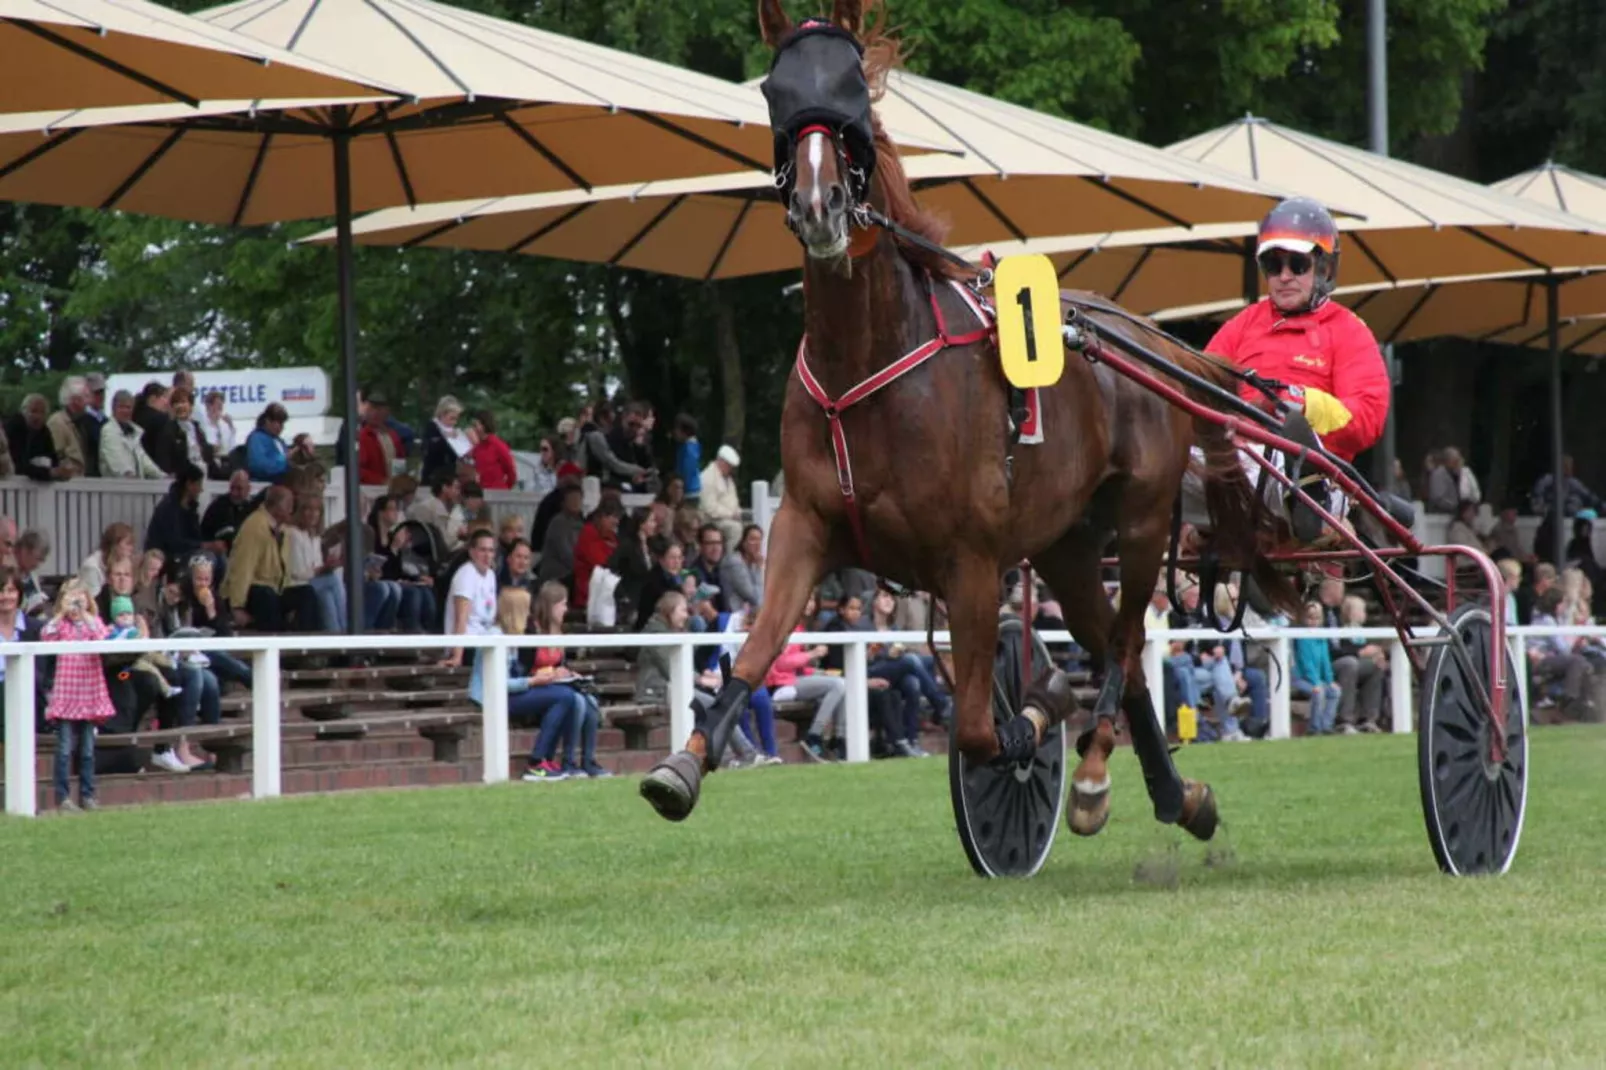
top-left (795, 275), bottom-right (994, 565)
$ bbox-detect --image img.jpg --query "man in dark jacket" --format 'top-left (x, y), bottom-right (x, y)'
top-left (201, 469), bottom-right (256, 552)
top-left (146, 463), bottom-right (209, 565)
top-left (6, 395), bottom-right (67, 482)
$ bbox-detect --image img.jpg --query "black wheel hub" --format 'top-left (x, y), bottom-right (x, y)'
top-left (949, 617), bottom-right (1068, 878)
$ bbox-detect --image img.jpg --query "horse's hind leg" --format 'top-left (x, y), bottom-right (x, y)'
top-left (640, 497), bottom-right (832, 822)
top-left (1109, 496), bottom-right (1219, 840)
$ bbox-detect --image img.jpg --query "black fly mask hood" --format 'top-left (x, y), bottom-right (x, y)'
top-left (760, 19), bottom-right (877, 208)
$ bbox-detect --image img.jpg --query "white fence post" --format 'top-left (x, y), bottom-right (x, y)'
top-left (1390, 639), bottom-right (1413, 733)
top-left (1512, 635), bottom-right (1529, 717)
top-left (481, 642), bottom-right (509, 784)
top-left (669, 642), bottom-right (695, 752)
top-left (252, 648), bottom-right (281, 799)
top-left (5, 653), bottom-right (37, 817)
top-left (1142, 635), bottom-right (1166, 734)
top-left (1270, 636), bottom-right (1292, 739)
top-left (844, 639), bottom-right (870, 762)
top-left (752, 480), bottom-right (773, 553)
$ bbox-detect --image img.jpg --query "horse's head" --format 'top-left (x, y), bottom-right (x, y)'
top-left (759, 0), bottom-right (877, 260)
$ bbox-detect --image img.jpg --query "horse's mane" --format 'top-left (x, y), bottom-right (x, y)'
top-left (857, 2), bottom-right (968, 281)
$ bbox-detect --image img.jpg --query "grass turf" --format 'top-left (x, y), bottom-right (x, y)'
top-left (3, 727), bottom-right (1605, 1069)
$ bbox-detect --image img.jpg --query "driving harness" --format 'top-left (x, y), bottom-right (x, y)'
top-left (794, 272), bottom-right (995, 567)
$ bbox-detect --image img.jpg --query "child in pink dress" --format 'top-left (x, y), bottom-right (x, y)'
top-left (42, 580), bottom-right (115, 811)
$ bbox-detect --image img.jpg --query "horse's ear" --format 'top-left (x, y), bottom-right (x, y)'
top-left (831, 0), bottom-right (863, 33)
top-left (757, 0), bottom-right (792, 47)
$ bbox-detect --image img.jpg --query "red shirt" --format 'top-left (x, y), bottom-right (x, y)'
top-left (572, 521), bottom-right (617, 606)
top-left (1206, 299), bottom-right (1390, 461)
top-left (357, 424), bottom-right (401, 486)
top-left (470, 434), bottom-right (518, 490)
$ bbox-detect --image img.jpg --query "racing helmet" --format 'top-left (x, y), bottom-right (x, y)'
top-left (1256, 197), bottom-right (1340, 310)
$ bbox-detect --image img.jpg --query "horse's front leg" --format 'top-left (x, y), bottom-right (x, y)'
top-left (945, 551), bottom-right (1005, 764)
top-left (639, 497), bottom-right (833, 822)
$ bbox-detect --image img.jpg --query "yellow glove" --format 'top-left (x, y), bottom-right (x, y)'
top-left (1300, 387), bottom-right (1353, 436)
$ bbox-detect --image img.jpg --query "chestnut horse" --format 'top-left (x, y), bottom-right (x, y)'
top-left (641, 0), bottom-right (1294, 840)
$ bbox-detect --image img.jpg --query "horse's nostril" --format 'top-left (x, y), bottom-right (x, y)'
top-left (827, 184), bottom-right (847, 212)
top-left (788, 188), bottom-right (807, 218)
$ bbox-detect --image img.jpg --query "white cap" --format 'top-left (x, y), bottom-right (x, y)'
top-left (717, 444), bottom-right (741, 467)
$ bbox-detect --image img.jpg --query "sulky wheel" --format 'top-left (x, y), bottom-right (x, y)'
top-left (1418, 603), bottom-right (1529, 876)
top-left (949, 616), bottom-right (1067, 878)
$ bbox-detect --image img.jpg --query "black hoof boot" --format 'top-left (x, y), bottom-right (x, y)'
top-left (1177, 778), bottom-right (1219, 842)
top-left (639, 751), bottom-right (704, 823)
top-left (702, 678), bottom-right (753, 772)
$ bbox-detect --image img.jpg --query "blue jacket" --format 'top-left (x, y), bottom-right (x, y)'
top-left (1293, 637), bottom-right (1334, 686)
top-left (677, 438), bottom-right (702, 496)
top-left (246, 427), bottom-right (288, 482)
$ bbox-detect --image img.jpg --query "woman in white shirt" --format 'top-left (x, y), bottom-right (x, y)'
top-left (284, 497), bottom-right (341, 633)
top-left (421, 395), bottom-right (477, 485)
top-left (199, 391), bottom-right (237, 459)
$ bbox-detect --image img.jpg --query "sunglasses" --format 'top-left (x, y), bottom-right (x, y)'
top-left (1258, 249), bottom-right (1314, 277)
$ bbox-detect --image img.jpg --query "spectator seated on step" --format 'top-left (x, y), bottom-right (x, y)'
top-left (633, 536), bottom-right (685, 632)
top-left (515, 582), bottom-right (609, 780)
top-left (1330, 593), bottom-right (1390, 733)
top-left (77, 522), bottom-right (135, 600)
top-left (146, 463), bottom-right (221, 579)
top-left (814, 567), bottom-right (878, 628)
top-left (406, 471), bottom-right (465, 554)
top-left (765, 592), bottom-right (847, 762)
top-left (222, 485), bottom-right (320, 633)
top-left (535, 482), bottom-right (585, 590)
top-left (1528, 586), bottom-right (1596, 720)
top-left (572, 498), bottom-right (624, 613)
top-left (441, 529), bottom-right (499, 669)
top-left (201, 469), bottom-right (256, 555)
top-left (13, 528), bottom-right (53, 622)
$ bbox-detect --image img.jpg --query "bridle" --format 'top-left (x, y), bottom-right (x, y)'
top-left (761, 18), bottom-right (878, 230)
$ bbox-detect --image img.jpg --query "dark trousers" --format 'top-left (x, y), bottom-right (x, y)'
top-left (246, 584), bottom-right (322, 632)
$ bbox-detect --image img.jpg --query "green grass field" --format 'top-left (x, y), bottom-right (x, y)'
top-left (4, 728), bottom-right (1606, 1069)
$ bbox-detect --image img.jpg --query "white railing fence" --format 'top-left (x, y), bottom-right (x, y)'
top-left (3, 622), bottom-right (1579, 819)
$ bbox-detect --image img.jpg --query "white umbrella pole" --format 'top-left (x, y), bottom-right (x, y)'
top-left (335, 131), bottom-right (365, 635)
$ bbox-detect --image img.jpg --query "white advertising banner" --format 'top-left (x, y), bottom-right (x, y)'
top-left (105, 367), bottom-right (333, 421)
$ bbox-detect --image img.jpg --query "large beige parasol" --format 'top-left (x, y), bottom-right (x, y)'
top-left (0, 0), bottom-right (954, 630)
top-left (303, 70), bottom-right (1298, 280)
top-left (987, 118), bottom-right (1606, 320)
top-left (0, 0), bottom-right (394, 112)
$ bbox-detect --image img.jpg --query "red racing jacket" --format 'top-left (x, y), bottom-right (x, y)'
top-left (1205, 298), bottom-right (1391, 462)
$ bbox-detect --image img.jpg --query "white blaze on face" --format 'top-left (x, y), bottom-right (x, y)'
top-left (803, 130), bottom-right (829, 219)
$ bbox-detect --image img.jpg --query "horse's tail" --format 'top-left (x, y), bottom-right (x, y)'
top-left (1165, 347), bottom-right (1304, 615)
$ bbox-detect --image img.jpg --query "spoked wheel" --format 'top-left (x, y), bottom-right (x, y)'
top-left (1418, 603), bottom-right (1529, 876)
top-left (949, 617), bottom-right (1067, 878)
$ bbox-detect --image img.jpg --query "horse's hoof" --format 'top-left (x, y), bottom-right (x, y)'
top-left (1068, 776), bottom-right (1111, 837)
top-left (639, 751), bottom-right (703, 823)
top-left (1177, 778), bottom-right (1218, 842)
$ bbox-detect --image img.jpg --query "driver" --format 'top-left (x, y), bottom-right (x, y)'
top-left (1205, 197), bottom-right (1391, 542)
